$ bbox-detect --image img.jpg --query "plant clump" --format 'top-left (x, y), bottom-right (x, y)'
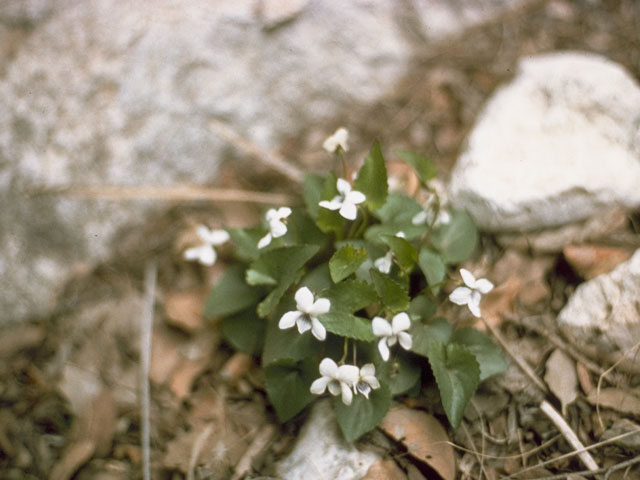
top-left (200, 130), bottom-right (507, 441)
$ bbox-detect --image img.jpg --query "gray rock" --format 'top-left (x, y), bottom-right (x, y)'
top-left (276, 400), bottom-right (380, 480)
top-left (0, 0), bottom-right (527, 324)
top-left (557, 249), bottom-right (640, 353)
top-left (448, 52), bottom-right (640, 232)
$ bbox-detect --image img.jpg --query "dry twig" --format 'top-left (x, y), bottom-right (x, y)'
top-left (27, 184), bottom-right (294, 205)
top-left (539, 400), bottom-right (599, 472)
top-left (209, 118), bottom-right (304, 184)
top-left (141, 261), bottom-right (157, 480)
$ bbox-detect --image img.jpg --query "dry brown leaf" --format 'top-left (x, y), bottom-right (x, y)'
top-left (219, 352), bottom-right (254, 384)
top-left (600, 419), bottom-right (640, 450)
top-left (480, 275), bottom-right (521, 329)
top-left (149, 325), bottom-right (184, 385)
top-left (490, 250), bottom-right (553, 308)
top-left (0, 325), bottom-right (45, 358)
top-left (563, 244), bottom-right (633, 279)
top-left (587, 388), bottom-right (640, 417)
top-left (544, 349), bottom-right (578, 415)
top-left (50, 390), bottom-right (117, 480)
top-left (169, 356), bottom-right (210, 400)
top-left (164, 289), bottom-right (207, 332)
top-left (363, 459), bottom-right (408, 480)
top-left (380, 404), bottom-right (455, 480)
top-left (576, 361), bottom-right (593, 395)
top-left (50, 440), bottom-right (96, 480)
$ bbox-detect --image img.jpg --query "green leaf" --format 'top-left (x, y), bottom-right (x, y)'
top-left (450, 328), bottom-right (508, 381)
top-left (426, 342), bottom-right (480, 428)
top-left (374, 193), bottom-right (423, 225)
top-left (418, 247), bottom-right (446, 293)
top-left (227, 227), bottom-right (263, 262)
top-left (335, 382), bottom-right (392, 442)
top-left (319, 312), bottom-right (376, 341)
top-left (320, 279), bottom-right (378, 314)
top-left (354, 141), bottom-right (388, 211)
top-left (247, 245), bottom-right (320, 317)
top-left (221, 309), bottom-right (265, 355)
top-left (396, 150), bottom-right (437, 184)
top-left (303, 173), bottom-right (325, 219)
top-left (262, 312), bottom-right (323, 365)
top-left (370, 269), bottom-right (410, 313)
top-left (329, 245), bottom-right (369, 283)
top-left (300, 263), bottom-right (333, 294)
top-left (204, 264), bottom-right (265, 318)
top-left (286, 208), bottom-right (328, 247)
top-left (377, 354), bottom-right (422, 396)
top-left (381, 235), bottom-right (418, 272)
top-left (410, 318), bottom-right (453, 358)
top-left (317, 172), bottom-right (345, 234)
top-left (431, 210), bottom-right (478, 264)
top-left (408, 296), bottom-right (437, 322)
top-left (265, 358), bottom-right (317, 422)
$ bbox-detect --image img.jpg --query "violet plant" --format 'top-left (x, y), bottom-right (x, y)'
top-left (201, 132), bottom-right (507, 441)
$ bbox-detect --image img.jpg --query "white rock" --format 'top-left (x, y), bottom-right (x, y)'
top-left (276, 400), bottom-right (380, 480)
top-left (557, 249), bottom-right (640, 353)
top-left (448, 52), bottom-right (640, 232)
top-left (0, 0), bottom-right (527, 324)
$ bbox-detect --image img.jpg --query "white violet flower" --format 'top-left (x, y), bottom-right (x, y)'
top-left (310, 358), bottom-right (359, 405)
top-left (323, 127), bottom-right (349, 153)
top-left (372, 312), bottom-right (413, 361)
top-left (319, 178), bottom-right (366, 221)
top-left (354, 364), bottom-right (380, 399)
top-left (374, 252), bottom-right (393, 274)
top-left (374, 232), bottom-right (405, 274)
top-left (449, 268), bottom-right (494, 318)
top-left (183, 225), bottom-right (230, 266)
top-left (257, 207), bottom-right (292, 249)
top-left (411, 208), bottom-right (451, 227)
top-left (278, 287), bottom-right (330, 341)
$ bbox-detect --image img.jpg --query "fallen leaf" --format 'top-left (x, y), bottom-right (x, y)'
top-left (0, 325), bottom-right (45, 358)
top-left (600, 419), bottom-right (640, 450)
top-left (169, 356), bottom-right (210, 400)
top-left (480, 275), bottom-right (521, 329)
top-left (149, 325), bottom-right (184, 385)
top-left (219, 352), bottom-right (254, 384)
top-left (50, 390), bottom-right (117, 480)
top-left (496, 208), bottom-right (629, 253)
top-left (50, 440), bottom-right (96, 480)
top-left (490, 250), bottom-right (553, 308)
top-left (380, 404), bottom-right (455, 480)
top-left (544, 349), bottom-right (578, 415)
top-left (164, 290), bottom-right (207, 333)
top-left (576, 361), bottom-right (593, 395)
top-left (363, 459), bottom-right (407, 480)
top-left (563, 244), bottom-right (632, 279)
top-left (587, 388), bottom-right (640, 417)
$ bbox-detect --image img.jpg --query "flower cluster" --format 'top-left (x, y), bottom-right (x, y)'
top-left (310, 358), bottom-right (380, 405)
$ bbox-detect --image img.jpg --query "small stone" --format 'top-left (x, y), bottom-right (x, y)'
top-left (557, 249), bottom-right (640, 353)
top-left (449, 52), bottom-right (640, 232)
top-left (276, 400), bottom-right (380, 480)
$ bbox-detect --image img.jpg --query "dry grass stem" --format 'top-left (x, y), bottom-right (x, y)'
top-left (230, 423), bottom-right (278, 480)
top-left (141, 261), bottom-right (157, 480)
top-left (595, 339), bottom-right (640, 429)
top-left (209, 118), bottom-right (304, 184)
top-left (187, 424), bottom-right (213, 480)
top-left (28, 184), bottom-right (294, 205)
